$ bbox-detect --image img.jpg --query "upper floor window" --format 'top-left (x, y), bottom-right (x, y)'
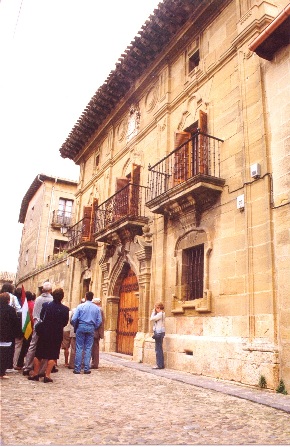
top-left (189, 50), bottom-right (200, 73)
top-left (95, 153), bottom-right (100, 170)
top-left (57, 198), bottom-right (73, 226)
top-left (25, 250), bottom-right (29, 266)
top-left (53, 239), bottom-right (68, 256)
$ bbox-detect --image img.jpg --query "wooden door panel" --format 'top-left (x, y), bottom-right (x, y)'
top-left (116, 269), bottom-right (139, 355)
top-left (174, 131), bottom-right (191, 185)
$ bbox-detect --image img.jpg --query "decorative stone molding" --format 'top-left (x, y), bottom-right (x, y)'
top-left (172, 289), bottom-right (212, 314)
top-left (117, 119), bottom-right (127, 142)
top-left (145, 84), bottom-right (158, 113)
top-left (127, 104), bottom-right (141, 142)
top-left (172, 227), bottom-right (213, 313)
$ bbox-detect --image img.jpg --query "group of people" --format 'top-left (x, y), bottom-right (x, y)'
top-left (0, 283), bottom-right (36, 378)
top-left (1, 278), bottom-right (166, 379)
top-left (0, 281), bottom-right (105, 382)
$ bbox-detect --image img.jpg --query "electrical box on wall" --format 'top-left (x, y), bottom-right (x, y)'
top-left (250, 163), bottom-right (261, 178)
top-left (237, 194), bottom-right (245, 210)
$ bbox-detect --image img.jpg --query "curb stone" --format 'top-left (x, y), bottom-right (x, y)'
top-left (101, 352), bottom-right (290, 414)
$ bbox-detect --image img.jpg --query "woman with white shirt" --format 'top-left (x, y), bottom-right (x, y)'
top-left (150, 302), bottom-right (165, 369)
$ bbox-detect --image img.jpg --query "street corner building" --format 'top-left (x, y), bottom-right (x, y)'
top-left (17, 1), bottom-right (290, 391)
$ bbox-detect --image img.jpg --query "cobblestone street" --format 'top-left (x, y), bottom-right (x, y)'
top-left (1, 353), bottom-right (290, 445)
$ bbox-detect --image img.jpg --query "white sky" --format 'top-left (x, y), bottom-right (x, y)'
top-left (0, 0), bottom-right (160, 273)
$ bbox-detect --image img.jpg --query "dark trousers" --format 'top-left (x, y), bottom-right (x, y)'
top-left (154, 333), bottom-right (165, 368)
top-left (0, 345), bottom-right (13, 376)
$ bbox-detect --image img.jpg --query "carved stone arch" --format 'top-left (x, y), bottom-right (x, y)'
top-left (174, 226), bottom-right (212, 256)
top-left (125, 253), bottom-right (139, 278)
top-left (122, 158), bottom-right (131, 178)
top-left (130, 146), bottom-right (144, 168)
top-left (177, 111), bottom-right (191, 131)
top-left (108, 257), bottom-right (131, 297)
top-left (177, 95), bottom-right (198, 131)
top-left (88, 183), bottom-right (99, 206)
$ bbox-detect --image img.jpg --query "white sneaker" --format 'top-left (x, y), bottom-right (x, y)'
top-left (5, 369), bottom-right (18, 373)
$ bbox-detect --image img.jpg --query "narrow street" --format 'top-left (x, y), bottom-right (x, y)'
top-left (1, 353), bottom-right (289, 445)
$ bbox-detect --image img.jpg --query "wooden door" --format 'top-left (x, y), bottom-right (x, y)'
top-left (198, 110), bottom-right (208, 174)
top-left (129, 164), bottom-right (141, 216)
top-left (114, 177), bottom-right (129, 221)
top-left (116, 269), bottom-right (139, 355)
top-left (82, 206), bottom-right (92, 242)
top-left (173, 131), bottom-right (191, 185)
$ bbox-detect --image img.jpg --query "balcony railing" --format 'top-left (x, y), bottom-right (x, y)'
top-left (146, 130), bottom-right (223, 202)
top-left (94, 183), bottom-right (148, 238)
top-left (67, 216), bottom-right (94, 251)
top-left (51, 210), bottom-right (74, 228)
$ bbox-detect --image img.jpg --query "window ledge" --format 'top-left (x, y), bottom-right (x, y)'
top-left (171, 290), bottom-right (212, 314)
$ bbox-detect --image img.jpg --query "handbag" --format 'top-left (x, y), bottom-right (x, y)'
top-left (34, 319), bottom-right (45, 336)
top-left (73, 319), bottom-right (79, 333)
top-left (152, 332), bottom-right (163, 340)
top-left (34, 307), bottom-right (48, 336)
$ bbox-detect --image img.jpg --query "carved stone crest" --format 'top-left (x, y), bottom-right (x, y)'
top-left (127, 104), bottom-right (140, 142)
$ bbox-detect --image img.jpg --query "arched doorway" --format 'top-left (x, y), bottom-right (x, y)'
top-left (116, 268), bottom-right (139, 355)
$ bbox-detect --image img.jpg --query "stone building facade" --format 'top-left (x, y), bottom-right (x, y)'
top-left (16, 174), bottom-right (78, 304)
top-left (59, 0), bottom-right (290, 390)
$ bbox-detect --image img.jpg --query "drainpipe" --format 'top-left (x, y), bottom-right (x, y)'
top-left (34, 175), bottom-right (45, 269)
top-left (43, 177), bottom-right (58, 264)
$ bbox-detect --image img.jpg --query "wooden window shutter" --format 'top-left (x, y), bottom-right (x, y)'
top-left (198, 111), bottom-right (208, 174)
top-left (131, 164), bottom-right (141, 185)
top-left (116, 177), bottom-right (129, 192)
top-left (199, 110), bottom-right (207, 133)
top-left (115, 178), bottom-right (129, 220)
top-left (174, 131), bottom-right (191, 185)
top-left (130, 164), bottom-right (141, 216)
top-left (82, 206), bottom-right (92, 241)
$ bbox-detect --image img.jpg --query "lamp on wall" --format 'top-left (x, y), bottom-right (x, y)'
top-left (60, 225), bottom-right (68, 235)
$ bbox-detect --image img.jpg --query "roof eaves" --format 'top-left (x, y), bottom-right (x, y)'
top-left (59, 0), bottom-right (199, 161)
top-left (249, 4), bottom-right (290, 60)
top-left (18, 174), bottom-right (78, 224)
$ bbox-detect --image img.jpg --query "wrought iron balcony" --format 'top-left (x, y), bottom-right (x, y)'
top-left (94, 183), bottom-right (148, 244)
top-left (51, 210), bottom-right (74, 229)
top-left (146, 130), bottom-right (225, 219)
top-left (66, 216), bottom-right (97, 265)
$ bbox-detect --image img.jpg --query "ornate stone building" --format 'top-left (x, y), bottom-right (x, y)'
top-left (16, 174), bottom-right (78, 303)
top-left (59, 0), bottom-right (290, 390)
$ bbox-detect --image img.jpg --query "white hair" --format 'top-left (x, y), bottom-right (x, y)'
top-left (42, 281), bottom-right (52, 292)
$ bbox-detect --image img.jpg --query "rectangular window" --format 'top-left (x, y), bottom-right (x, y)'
top-left (189, 50), bottom-right (200, 72)
top-left (53, 239), bottom-right (68, 256)
top-left (183, 244), bottom-right (204, 300)
top-left (25, 250), bottom-right (29, 266)
top-left (95, 152), bottom-right (100, 169)
top-left (57, 199), bottom-right (73, 226)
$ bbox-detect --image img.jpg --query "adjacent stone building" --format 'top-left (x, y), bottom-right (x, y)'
top-left (16, 174), bottom-right (78, 303)
top-left (0, 272), bottom-right (16, 290)
top-left (58, 0), bottom-right (289, 390)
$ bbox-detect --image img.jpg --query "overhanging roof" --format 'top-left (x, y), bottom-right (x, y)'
top-left (59, 0), bottom-right (212, 161)
top-left (249, 3), bottom-right (290, 60)
top-left (18, 174), bottom-right (78, 224)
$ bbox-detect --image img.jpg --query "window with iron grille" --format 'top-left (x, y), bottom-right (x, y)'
top-left (183, 244), bottom-right (204, 300)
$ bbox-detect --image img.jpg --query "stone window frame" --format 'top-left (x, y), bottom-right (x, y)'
top-left (172, 228), bottom-right (212, 314)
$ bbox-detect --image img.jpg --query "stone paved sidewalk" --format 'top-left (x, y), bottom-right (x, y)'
top-left (103, 353), bottom-right (290, 414)
top-left (1, 352), bottom-right (289, 445)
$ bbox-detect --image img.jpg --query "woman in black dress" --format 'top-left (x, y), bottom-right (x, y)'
top-left (0, 293), bottom-right (19, 379)
top-left (28, 288), bottom-right (69, 383)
